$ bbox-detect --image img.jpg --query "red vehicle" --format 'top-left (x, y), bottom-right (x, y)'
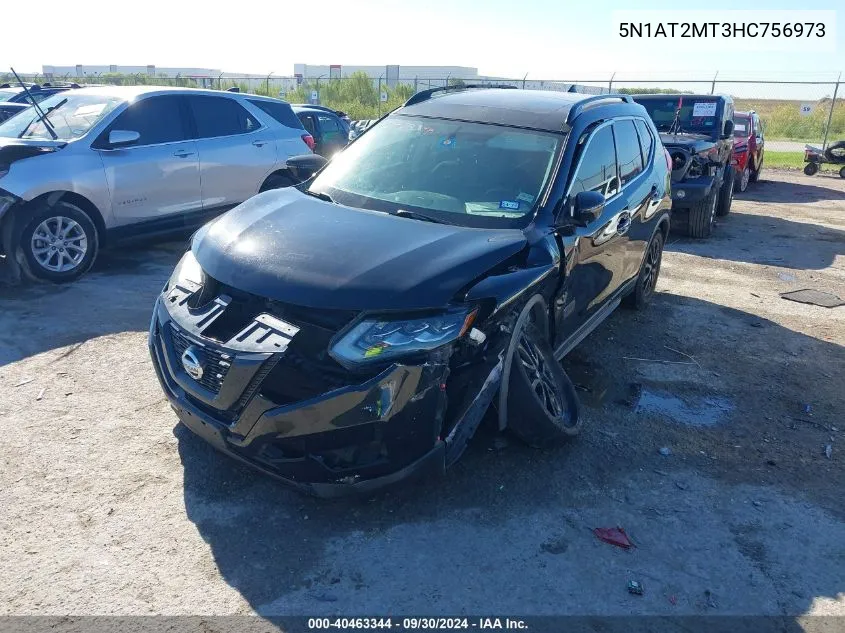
top-left (731, 110), bottom-right (765, 192)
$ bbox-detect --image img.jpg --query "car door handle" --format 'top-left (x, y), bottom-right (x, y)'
top-left (252, 140), bottom-right (268, 147)
top-left (173, 150), bottom-right (194, 158)
top-left (616, 211), bottom-right (632, 235)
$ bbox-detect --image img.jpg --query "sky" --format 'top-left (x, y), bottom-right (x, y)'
top-left (3, 0), bottom-right (844, 81)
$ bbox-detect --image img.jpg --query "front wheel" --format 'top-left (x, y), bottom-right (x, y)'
top-left (716, 166), bottom-right (734, 217)
top-left (506, 324), bottom-right (582, 447)
top-left (749, 156), bottom-right (762, 182)
top-left (686, 186), bottom-right (718, 239)
top-left (19, 201), bottom-right (99, 283)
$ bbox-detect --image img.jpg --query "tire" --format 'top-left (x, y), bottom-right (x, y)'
top-left (506, 324), bottom-right (582, 447)
top-left (716, 166), bottom-right (734, 217)
top-left (737, 166), bottom-right (750, 193)
top-left (840, 166), bottom-right (845, 180)
top-left (19, 201), bottom-right (99, 283)
top-left (749, 156), bottom-right (762, 182)
top-left (804, 163), bottom-right (819, 176)
top-left (686, 186), bottom-right (718, 238)
top-left (259, 172), bottom-right (296, 193)
top-left (623, 230), bottom-right (664, 310)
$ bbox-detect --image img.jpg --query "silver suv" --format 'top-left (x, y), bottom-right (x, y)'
top-left (0, 86), bottom-right (314, 283)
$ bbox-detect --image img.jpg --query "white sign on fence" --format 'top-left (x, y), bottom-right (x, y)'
top-left (311, 90), bottom-right (319, 102)
top-left (800, 103), bottom-right (814, 116)
top-left (380, 92), bottom-right (388, 103)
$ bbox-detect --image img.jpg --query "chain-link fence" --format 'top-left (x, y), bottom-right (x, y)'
top-left (3, 71), bottom-right (842, 154)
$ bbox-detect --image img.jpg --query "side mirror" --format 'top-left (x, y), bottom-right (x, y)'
top-left (107, 130), bottom-right (140, 148)
top-left (569, 190), bottom-right (606, 226)
top-left (722, 120), bottom-right (734, 138)
top-left (285, 153), bottom-right (328, 183)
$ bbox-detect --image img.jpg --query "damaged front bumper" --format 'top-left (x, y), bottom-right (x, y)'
top-left (148, 293), bottom-right (503, 497)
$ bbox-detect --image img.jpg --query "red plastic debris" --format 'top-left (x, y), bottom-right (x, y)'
top-left (593, 526), bottom-right (634, 549)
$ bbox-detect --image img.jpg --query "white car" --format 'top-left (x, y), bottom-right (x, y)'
top-left (0, 86), bottom-right (315, 283)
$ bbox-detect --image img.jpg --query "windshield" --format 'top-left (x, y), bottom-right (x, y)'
top-left (0, 90), bottom-right (18, 102)
top-left (308, 115), bottom-right (562, 228)
top-left (0, 92), bottom-right (124, 140)
top-left (636, 97), bottom-right (720, 134)
top-left (733, 116), bottom-right (751, 138)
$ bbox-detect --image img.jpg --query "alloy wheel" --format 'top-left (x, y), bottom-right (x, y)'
top-left (740, 168), bottom-right (750, 192)
top-left (517, 333), bottom-right (563, 420)
top-left (30, 216), bottom-right (88, 273)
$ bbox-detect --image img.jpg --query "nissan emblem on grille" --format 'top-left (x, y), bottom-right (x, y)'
top-left (181, 346), bottom-right (204, 381)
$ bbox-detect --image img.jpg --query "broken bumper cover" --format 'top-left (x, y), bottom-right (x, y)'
top-left (148, 297), bottom-right (451, 497)
top-left (669, 175), bottom-right (716, 206)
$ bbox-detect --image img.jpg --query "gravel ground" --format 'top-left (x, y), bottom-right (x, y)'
top-left (0, 170), bottom-right (843, 621)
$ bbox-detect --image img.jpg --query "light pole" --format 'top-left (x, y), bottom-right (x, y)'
top-left (265, 71), bottom-right (274, 95)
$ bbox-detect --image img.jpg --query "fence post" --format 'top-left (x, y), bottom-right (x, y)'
top-left (822, 73), bottom-right (841, 152)
top-left (378, 75), bottom-right (382, 117)
top-left (710, 71), bottom-right (718, 95)
top-left (414, 76), bottom-right (418, 94)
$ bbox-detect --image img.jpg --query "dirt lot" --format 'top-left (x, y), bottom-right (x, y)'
top-left (1, 170), bottom-right (843, 621)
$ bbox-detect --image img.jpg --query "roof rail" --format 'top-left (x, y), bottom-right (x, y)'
top-left (565, 93), bottom-right (634, 125)
top-left (403, 83), bottom-right (517, 107)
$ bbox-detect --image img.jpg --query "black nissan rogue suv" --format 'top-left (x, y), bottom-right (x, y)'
top-left (149, 86), bottom-right (672, 496)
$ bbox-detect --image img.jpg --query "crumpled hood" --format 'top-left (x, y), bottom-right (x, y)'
top-left (0, 138), bottom-right (66, 166)
top-left (659, 132), bottom-right (716, 155)
top-left (192, 188), bottom-right (528, 311)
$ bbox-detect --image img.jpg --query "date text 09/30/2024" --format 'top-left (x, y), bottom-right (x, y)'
top-left (307, 618), bottom-right (529, 630)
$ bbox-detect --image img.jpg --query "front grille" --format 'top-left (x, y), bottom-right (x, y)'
top-left (169, 323), bottom-right (232, 394)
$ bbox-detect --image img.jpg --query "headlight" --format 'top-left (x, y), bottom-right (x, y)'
top-left (330, 308), bottom-right (477, 366)
top-left (169, 250), bottom-right (205, 288)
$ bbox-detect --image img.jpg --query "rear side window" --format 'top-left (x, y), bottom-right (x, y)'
top-left (108, 95), bottom-right (186, 145)
top-left (569, 125), bottom-right (619, 198)
top-left (187, 96), bottom-right (260, 138)
top-left (298, 113), bottom-right (317, 136)
top-left (247, 99), bottom-right (303, 129)
top-left (614, 120), bottom-right (644, 186)
top-left (634, 118), bottom-right (654, 164)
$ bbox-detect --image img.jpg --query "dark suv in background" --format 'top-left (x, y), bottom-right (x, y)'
top-left (149, 87), bottom-right (672, 496)
top-left (633, 94), bottom-right (735, 238)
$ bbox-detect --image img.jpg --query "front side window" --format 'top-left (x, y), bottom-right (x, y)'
top-left (0, 92), bottom-right (124, 141)
top-left (309, 115), bottom-right (562, 228)
top-left (614, 119), bottom-right (644, 186)
top-left (107, 96), bottom-right (186, 145)
top-left (0, 90), bottom-right (17, 102)
top-left (187, 96), bottom-right (259, 138)
top-left (569, 125), bottom-right (618, 199)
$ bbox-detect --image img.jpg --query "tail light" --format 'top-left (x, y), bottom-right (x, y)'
top-left (302, 134), bottom-right (315, 151)
top-left (664, 148), bottom-right (672, 172)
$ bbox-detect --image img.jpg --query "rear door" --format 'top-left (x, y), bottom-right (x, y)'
top-left (96, 95), bottom-right (202, 224)
top-left (620, 117), bottom-right (660, 279)
top-left (558, 123), bottom-right (629, 336)
top-left (185, 95), bottom-right (275, 210)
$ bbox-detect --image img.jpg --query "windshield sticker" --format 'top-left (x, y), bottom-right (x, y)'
top-left (516, 192), bottom-right (535, 203)
top-left (692, 102), bottom-right (717, 117)
top-left (734, 123), bottom-right (747, 132)
top-left (499, 200), bottom-right (520, 210)
top-left (440, 135), bottom-right (457, 148)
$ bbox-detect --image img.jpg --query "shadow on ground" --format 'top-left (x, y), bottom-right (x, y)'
top-left (178, 293), bottom-right (845, 617)
top-left (666, 210), bottom-right (844, 270)
top-left (738, 176), bottom-right (845, 204)
top-left (0, 242), bottom-right (184, 366)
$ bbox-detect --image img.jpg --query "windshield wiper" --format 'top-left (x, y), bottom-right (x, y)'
top-left (302, 189), bottom-right (335, 203)
top-left (392, 209), bottom-right (453, 225)
top-left (18, 97), bottom-right (67, 139)
top-left (10, 67), bottom-right (57, 140)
